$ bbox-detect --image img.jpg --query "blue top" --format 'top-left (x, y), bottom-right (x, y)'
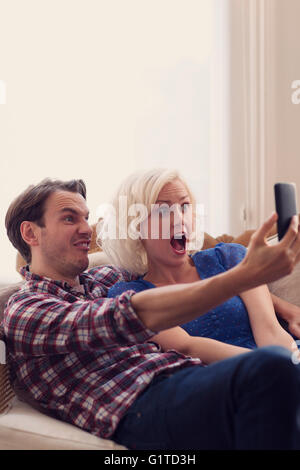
top-left (108, 243), bottom-right (257, 349)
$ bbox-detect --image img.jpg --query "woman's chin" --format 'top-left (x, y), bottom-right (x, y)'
top-left (170, 246), bottom-right (187, 256)
top-left (165, 250), bottom-right (189, 265)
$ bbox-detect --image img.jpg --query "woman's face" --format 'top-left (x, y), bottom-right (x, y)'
top-left (140, 179), bottom-right (194, 267)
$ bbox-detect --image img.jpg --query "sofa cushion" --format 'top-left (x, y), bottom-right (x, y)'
top-left (0, 283), bottom-right (23, 325)
top-left (88, 251), bottom-right (110, 268)
top-left (0, 397), bottom-right (126, 450)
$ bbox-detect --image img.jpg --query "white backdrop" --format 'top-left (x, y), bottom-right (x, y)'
top-left (0, 0), bottom-right (217, 283)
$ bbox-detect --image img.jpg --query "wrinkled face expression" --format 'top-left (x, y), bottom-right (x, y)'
top-left (35, 190), bottom-right (93, 279)
top-left (141, 179), bottom-right (194, 267)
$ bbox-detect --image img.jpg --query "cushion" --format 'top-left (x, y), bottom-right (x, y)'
top-left (88, 251), bottom-right (110, 268)
top-left (0, 397), bottom-right (126, 450)
top-left (0, 283), bottom-right (23, 324)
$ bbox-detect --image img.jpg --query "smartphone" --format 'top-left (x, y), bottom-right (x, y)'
top-left (274, 182), bottom-right (298, 240)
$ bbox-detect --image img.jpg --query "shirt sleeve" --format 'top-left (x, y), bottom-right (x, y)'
top-left (86, 265), bottom-right (136, 295)
top-left (3, 289), bottom-right (155, 356)
top-left (215, 243), bottom-right (247, 271)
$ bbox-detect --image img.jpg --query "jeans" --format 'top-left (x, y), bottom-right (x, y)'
top-left (113, 346), bottom-right (300, 450)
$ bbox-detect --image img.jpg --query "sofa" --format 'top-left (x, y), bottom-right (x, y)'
top-left (1, 225), bottom-right (300, 450)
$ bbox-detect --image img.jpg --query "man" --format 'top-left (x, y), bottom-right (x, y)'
top-left (4, 178), bottom-right (300, 449)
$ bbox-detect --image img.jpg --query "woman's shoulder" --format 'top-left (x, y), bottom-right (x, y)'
top-left (107, 278), bottom-right (155, 298)
top-left (192, 243), bottom-right (247, 270)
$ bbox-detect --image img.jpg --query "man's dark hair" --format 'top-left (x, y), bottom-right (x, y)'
top-left (5, 178), bottom-right (87, 263)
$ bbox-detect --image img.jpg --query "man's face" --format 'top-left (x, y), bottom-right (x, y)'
top-left (33, 190), bottom-right (92, 282)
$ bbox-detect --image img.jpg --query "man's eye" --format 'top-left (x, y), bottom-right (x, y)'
top-left (64, 216), bottom-right (74, 222)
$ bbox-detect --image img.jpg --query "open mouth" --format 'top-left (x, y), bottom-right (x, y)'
top-left (170, 234), bottom-right (186, 254)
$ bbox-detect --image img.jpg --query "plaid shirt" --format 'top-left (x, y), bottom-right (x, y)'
top-left (3, 265), bottom-right (201, 439)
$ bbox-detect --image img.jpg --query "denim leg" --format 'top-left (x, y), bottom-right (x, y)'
top-left (113, 346), bottom-right (300, 450)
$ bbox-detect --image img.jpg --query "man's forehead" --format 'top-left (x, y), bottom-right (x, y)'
top-left (44, 190), bottom-right (89, 214)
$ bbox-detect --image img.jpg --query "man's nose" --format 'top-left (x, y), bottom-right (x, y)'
top-left (78, 218), bottom-right (93, 236)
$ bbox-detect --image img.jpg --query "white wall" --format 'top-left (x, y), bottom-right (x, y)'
top-left (270, 0), bottom-right (300, 213)
top-left (0, 0), bottom-right (213, 283)
top-left (227, 0), bottom-right (300, 235)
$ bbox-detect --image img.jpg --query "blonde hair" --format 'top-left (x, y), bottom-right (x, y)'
top-left (97, 168), bottom-right (203, 274)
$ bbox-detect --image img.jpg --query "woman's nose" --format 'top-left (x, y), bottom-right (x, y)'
top-left (172, 205), bottom-right (185, 228)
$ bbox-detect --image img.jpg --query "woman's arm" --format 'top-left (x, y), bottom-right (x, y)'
top-left (240, 285), bottom-right (296, 351)
top-left (151, 327), bottom-right (250, 365)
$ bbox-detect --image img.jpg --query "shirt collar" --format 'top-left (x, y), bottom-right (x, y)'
top-left (20, 265), bottom-right (95, 291)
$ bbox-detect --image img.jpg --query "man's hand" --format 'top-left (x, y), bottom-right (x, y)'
top-left (242, 213), bottom-right (300, 287)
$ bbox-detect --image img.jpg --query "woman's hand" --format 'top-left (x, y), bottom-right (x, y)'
top-left (271, 293), bottom-right (300, 339)
top-left (287, 315), bottom-right (300, 339)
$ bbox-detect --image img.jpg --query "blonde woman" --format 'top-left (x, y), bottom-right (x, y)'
top-left (98, 168), bottom-right (299, 363)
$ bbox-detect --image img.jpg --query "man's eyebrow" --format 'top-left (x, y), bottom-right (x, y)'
top-left (59, 207), bottom-right (89, 217)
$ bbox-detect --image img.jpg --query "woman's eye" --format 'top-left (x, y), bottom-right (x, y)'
top-left (182, 203), bottom-right (191, 212)
top-left (158, 206), bottom-right (169, 215)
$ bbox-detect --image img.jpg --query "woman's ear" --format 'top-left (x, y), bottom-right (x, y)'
top-left (20, 221), bottom-right (40, 247)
